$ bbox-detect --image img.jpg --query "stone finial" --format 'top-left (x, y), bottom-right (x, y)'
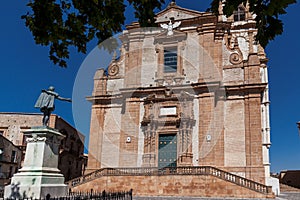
top-left (112, 51), bottom-right (117, 61)
top-left (168, 0), bottom-right (176, 7)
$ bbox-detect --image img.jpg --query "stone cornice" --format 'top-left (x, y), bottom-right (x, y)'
top-left (224, 83), bottom-right (268, 97)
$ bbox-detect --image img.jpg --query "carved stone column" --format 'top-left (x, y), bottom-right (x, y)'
top-left (142, 120), bottom-right (157, 167)
top-left (177, 91), bottom-right (195, 166)
top-left (178, 119), bottom-right (194, 166)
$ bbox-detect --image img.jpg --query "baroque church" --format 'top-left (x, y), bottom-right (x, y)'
top-left (71, 2), bottom-right (278, 198)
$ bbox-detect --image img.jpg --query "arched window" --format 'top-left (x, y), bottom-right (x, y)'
top-left (234, 6), bottom-right (246, 21)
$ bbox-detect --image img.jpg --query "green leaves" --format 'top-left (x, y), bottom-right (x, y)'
top-left (22, 0), bottom-right (126, 67)
top-left (211, 0), bottom-right (296, 48)
top-left (22, 0), bottom-right (296, 67)
top-left (128, 0), bottom-right (165, 26)
top-left (255, 0), bottom-right (296, 47)
top-left (22, 0), bottom-right (167, 67)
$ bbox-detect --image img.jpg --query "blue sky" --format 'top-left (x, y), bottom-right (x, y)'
top-left (0, 0), bottom-right (299, 173)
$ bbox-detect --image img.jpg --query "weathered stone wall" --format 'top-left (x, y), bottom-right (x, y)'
top-left (86, 107), bottom-right (104, 173)
top-left (54, 116), bottom-right (86, 181)
top-left (119, 99), bottom-right (141, 167)
top-left (0, 135), bottom-right (22, 187)
top-left (101, 107), bottom-right (122, 167)
top-left (0, 113), bottom-right (43, 145)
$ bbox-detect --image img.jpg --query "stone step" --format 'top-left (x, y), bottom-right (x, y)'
top-left (133, 193), bottom-right (300, 200)
top-left (134, 197), bottom-right (267, 200)
top-left (280, 183), bottom-right (300, 192)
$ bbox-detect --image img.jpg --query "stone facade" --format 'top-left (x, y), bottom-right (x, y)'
top-left (0, 135), bottom-right (22, 194)
top-left (86, 2), bottom-right (275, 196)
top-left (279, 170), bottom-right (300, 189)
top-left (0, 113), bottom-right (87, 181)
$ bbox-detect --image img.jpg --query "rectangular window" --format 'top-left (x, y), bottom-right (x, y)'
top-left (164, 48), bottom-right (177, 73)
top-left (23, 135), bottom-right (27, 146)
top-left (234, 7), bottom-right (245, 21)
top-left (0, 148), bottom-right (3, 161)
top-left (9, 166), bottom-right (13, 178)
top-left (11, 151), bottom-right (16, 163)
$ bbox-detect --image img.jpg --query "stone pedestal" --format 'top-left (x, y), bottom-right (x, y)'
top-left (142, 153), bottom-right (156, 167)
top-left (4, 127), bottom-right (68, 199)
top-left (178, 152), bottom-right (193, 166)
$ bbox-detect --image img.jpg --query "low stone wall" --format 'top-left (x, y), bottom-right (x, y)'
top-left (71, 174), bottom-right (274, 199)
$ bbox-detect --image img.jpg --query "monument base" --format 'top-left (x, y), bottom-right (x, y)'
top-left (4, 127), bottom-right (68, 199)
top-left (4, 171), bottom-right (68, 199)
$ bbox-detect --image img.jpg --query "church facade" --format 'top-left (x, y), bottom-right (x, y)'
top-left (86, 2), bottom-right (274, 190)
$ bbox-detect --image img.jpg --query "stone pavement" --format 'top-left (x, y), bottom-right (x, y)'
top-left (276, 192), bottom-right (300, 200)
top-left (133, 192), bottom-right (300, 200)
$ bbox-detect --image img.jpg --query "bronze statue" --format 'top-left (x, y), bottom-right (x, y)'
top-left (35, 86), bottom-right (71, 126)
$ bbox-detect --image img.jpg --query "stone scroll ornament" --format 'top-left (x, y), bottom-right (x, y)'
top-left (108, 64), bottom-right (119, 76)
top-left (229, 52), bottom-right (243, 64)
top-left (34, 86), bottom-right (71, 126)
top-left (26, 134), bottom-right (47, 143)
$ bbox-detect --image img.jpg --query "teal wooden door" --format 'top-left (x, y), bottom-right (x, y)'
top-left (158, 134), bottom-right (177, 168)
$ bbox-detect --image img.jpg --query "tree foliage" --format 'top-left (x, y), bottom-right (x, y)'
top-left (22, 0), bottom-right (296, 67)
top-left (210, 0), bottom-right (297, 48)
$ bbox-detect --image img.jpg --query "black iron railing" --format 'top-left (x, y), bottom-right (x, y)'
top-left (3, 189), bottom-right (133, 200)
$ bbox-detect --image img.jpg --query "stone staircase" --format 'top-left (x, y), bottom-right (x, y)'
top-left (280, 183), bottom-right (300, 193)
top-left (67, 166), bottom-right (274, 198)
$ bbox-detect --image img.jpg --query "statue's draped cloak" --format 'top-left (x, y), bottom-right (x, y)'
top-left (34, 90), bottom-right (58, 111)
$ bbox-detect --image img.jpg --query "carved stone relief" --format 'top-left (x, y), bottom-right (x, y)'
top-left (141, 91), bottom-right (195, 167)
top-left (229, 52), bottom-right (243, 65)
top-left (108, 64), bottom-right (119, 76)
top-left (26, 134), bottom-right (47, 143)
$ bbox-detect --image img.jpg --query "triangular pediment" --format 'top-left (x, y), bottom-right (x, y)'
top-left (156, 2), bottom-right (203, 23)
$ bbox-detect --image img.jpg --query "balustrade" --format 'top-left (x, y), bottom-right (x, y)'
top-left (67, 166), bottom-right (272, 195)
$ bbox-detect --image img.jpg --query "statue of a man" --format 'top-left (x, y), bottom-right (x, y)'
top-left (35, 86), bottom-right (71, 126)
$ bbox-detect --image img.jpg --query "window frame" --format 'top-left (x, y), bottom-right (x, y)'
top-left (0, 148), bottom-right (3, 161)
top-left (163, 47), bottom-right (178, 73)
top-left (11, 150), bottom-right (16, 163)
top-left (233, 6), bottom-right (246, 22)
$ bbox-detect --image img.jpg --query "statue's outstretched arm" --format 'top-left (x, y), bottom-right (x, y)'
top-left (57, 96), bottom-right (72, 102)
